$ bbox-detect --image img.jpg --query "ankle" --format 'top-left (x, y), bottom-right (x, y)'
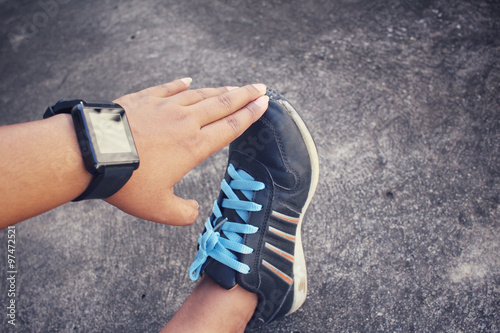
top-left (203, 277), bottom-right (258, 330)
top-left (162, 276), bottom-right (257, 333)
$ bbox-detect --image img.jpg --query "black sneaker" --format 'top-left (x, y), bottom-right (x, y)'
top-left (189, 88), bottom-right (319, 330)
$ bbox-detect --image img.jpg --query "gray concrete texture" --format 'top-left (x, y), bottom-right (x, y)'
top-left (0, 0), bottom-right (499, 332)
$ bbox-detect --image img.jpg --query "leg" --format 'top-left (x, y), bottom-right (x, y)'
top-left (161, 276), bottom-right (257, 333)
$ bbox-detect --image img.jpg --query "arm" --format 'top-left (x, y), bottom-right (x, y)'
top-left (0, 113), bottom-right (92, 227)
top-left (0, 78), bottom-right (269, 228)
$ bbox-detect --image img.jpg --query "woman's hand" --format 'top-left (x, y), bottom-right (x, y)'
top-left (106, 78), bottom-right (269, 225)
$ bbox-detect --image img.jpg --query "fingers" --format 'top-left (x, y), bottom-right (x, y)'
top-left (141, 77), bottom-right (193, 98)
top-left (172, 86), bottom-right (233, 106)
top-left (201, 95), bottom-right (269, 155)
top-left (189, 84), bottom-right (267, 126)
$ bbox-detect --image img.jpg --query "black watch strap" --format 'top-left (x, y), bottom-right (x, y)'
top-left (43, 99), bottom-right (82, 118)
top-left (73, 164), bottom-right (135, 202)
top-left (43, 99), bottom-right (123, 118)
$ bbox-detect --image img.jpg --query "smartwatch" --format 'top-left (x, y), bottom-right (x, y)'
top-left (44, 100), bottom-right (140, 201)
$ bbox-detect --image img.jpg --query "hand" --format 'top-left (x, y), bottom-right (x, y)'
top-left (105, 78), bottom-right (269, 226)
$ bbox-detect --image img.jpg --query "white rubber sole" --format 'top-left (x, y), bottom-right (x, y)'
top-left (276, 99), bottom-right (320, 315)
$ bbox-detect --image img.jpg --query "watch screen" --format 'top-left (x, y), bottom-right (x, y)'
top-left (88, 108), bottom-right (132, 154)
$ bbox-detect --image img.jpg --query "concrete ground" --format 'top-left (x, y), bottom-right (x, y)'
top-left (1, 0), bottom-right (499, 332)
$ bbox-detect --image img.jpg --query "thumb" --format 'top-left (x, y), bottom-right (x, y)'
top-left (163, 194), bottom-right (199, 226)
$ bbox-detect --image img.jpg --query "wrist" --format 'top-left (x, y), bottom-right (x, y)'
top-left (48, 114), bottom-right (93, 195)
top-left (44, 99), bottom-right (139, 201)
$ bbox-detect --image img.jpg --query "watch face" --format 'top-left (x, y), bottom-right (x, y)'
top-left (88, 111), bottom-right (132, 154)
top-left (76, 104), bottom-right (139, 170)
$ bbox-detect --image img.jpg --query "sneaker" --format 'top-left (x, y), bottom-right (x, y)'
top-left (189, 88), bottom-right (319, 330)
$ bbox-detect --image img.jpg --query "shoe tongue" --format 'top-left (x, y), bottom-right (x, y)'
top-left (203, 214), bottom-right (238, 289)
top-left (202, 168), bottom-right (249, 290)
top-left (218, 167), bottom-right (249, 231)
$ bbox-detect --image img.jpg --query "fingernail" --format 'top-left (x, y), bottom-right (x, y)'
top-left (252, 83), bottom-right (267, 93)
top-left (180, 77), bottom-right (193, 85)
top-left (253, 95), bottom-right (269, 108)
top-left (227, 86), bottom-right (239, 91)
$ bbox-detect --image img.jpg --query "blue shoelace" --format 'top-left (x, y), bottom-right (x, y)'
top-left (189, 163), bottom-right (265, 281)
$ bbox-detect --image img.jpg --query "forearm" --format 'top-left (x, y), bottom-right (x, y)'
top-left (0, 114), bottom-right (92, 227)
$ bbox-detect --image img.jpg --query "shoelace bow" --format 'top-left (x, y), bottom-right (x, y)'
top-left (189, 164), bottom-right (265, 280)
